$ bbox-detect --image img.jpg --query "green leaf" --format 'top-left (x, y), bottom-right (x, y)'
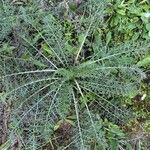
top-left (146, 23), bottom-right (150, 31)
top-left (126, 143), bottom-right (133, 150)
top-left (109, 140), bottom-right (118, 150)
top-left (54, 124), bottom-right (60, 131)
top-left (106, 31), bottom-right (112, 45)
top-left (136, 140), bottom-right (142, 150)
top-left (65, 119), bottom-right (75, 126)
top-left (141, 15), bottom-right (149, 23)
top-left (21, 52), bottom-right (31, 60)
top-left (66, 115), bottom-right (76, 120)
top-left (78, 33), bottom-right (85, 44)
top-left (41, 43), bottom-right (53, 56)
top-left (110, 126), bottom-right (125, 137)
top-left (142, 5), bottom-right (150, 10)
top-left (69, 2), bottom-right (77, 11)
top-left (137, 56), bottom-right (150, 67)
top-left (13, 1), bottom-right (24, 5)
top-left (54, 120), bottom-right (63, 131)
top-left (32, 33), bottom-right (42, 44)
top-left (32, 60), bottom-right (48, 68)
top-left (128, 89), bottom-right (138, 99)
top-left (65, 42), bottom-right (77, 55)
top-left (116, 9), bottom-right (126, 15)
top-left (0, 43), bottom-right (15, 53)
top-left (21, 53), bottom-right (47, 68)
top-left (0, 141), bottom-right (10, 150)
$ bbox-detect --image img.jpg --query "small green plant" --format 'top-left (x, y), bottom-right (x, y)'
top-left (0, 0), bottom-right (150, 149)
top-left (104, 0), bottom-right (150, 42)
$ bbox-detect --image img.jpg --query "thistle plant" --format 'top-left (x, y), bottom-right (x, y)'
top-left (0, 0), bottom-right (149, 149)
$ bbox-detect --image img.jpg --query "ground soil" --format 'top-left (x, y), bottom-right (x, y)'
top-left (0, 102), bottom-right (10, 146)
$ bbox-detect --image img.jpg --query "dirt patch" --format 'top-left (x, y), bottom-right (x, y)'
top-left (43, 121), bottom-right (73, 149)
top-left (0, 102), bottom-right (10, 145)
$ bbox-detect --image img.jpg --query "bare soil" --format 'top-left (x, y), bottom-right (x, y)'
top-left (0, 102), bottom-right (10, 146)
